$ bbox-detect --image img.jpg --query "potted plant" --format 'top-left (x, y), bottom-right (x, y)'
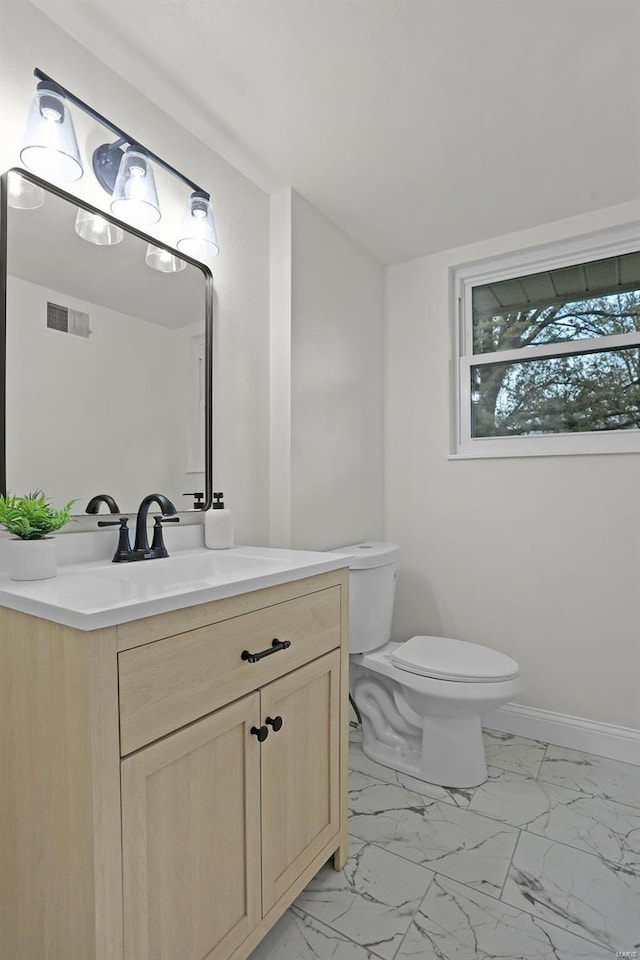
top-left (0, 492), bottom-right (75, 581)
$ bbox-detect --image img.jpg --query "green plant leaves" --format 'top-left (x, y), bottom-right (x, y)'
top-left (0, 491), bottom-right (75, 540)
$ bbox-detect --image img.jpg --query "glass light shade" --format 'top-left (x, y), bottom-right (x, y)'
top-left (177, 190), bottom-right (219, 262)
top-left (145, 244), bottom-right (187, 273)
top-left (20, 83), bottom-right (83, 183)
top-left (110, 147), bottom-right (161, 226)
top-left (7, 171), bottom-right (45, 209)
top-left (75, 209), bottom-right (124, 246)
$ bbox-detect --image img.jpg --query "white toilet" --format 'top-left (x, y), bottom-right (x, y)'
top-left (332, 542), bottom-right (520, 788)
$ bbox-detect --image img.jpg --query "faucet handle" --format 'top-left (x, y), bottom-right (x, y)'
top-left (150, 515), bottom-right (180, 558)
top-left (98, 517), bottom-right (132, 563)
top-left (97, 517), bottom-right (129, 529)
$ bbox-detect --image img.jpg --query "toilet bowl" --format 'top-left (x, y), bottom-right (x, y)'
top-left (353, 639), bottom-right (520, 787)
top-left (331, 542), bottom-right (521, 788)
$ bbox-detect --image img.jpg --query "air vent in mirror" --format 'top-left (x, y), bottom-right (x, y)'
top-left (47, 301), bottom-right (90, 339)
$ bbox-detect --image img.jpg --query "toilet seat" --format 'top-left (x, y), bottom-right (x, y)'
top-left (391, 635), bottom-right (519, 683)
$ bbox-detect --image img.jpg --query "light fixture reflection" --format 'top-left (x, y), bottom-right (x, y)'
top-left (177, 190), bottom-right (219, 263)
top-left (7, 171), bottom-right (44, 209)
top-left (20, 81), bottom-right (83, 184)
top-left (75, 209), bottom-right (124, 246)
top-left (110, 146), bottom-right (161, 226)
top-left (145, 244), bottom-right (187, 273)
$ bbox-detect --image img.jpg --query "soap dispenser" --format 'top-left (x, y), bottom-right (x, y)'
top-left (205, 492), bottom-right (234, 549)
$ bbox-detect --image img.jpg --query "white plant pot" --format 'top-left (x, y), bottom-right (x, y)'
top-left (8, 537), bottom-right (57, 581)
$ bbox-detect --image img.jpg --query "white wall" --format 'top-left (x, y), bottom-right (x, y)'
top-left (384, 200), bottom-right (640, 730)
top-left (0, 1), bottom-right (270, 544)
top-left (290, 193), bottom-right (385, 549)
top-left (269, 191), bottom-right (385, 551)
top-left (269, 189), bottom-right (293, 547)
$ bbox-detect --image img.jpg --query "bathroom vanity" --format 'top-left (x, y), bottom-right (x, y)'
top-left (0, 169), bottom-right (350, 959)
top-left (0, 548), bottom-right (349, 960)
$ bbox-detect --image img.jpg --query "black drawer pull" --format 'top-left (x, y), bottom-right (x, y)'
top-left (265, 715), bottom-right (283, 732)
top-left (241, 638), bottom-right (291, 663)
top-left (250, 725), bottom-right (269, 742)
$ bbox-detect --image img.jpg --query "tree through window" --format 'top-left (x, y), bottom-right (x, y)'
top-left (472, 290), bottom-right (639, 437)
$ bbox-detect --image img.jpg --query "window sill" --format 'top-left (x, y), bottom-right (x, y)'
top-left (450, 433), bottom-right (640, 460)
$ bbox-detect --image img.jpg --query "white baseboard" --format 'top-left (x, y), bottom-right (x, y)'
top-left (482, 703), bottom-right (640, 766)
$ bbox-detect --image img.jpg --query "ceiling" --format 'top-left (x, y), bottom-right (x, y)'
top-left (31, 0), bottom-right (640, 265)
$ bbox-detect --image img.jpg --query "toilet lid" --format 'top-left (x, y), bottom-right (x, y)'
top-left (391, 635), bottom-right (519, 683)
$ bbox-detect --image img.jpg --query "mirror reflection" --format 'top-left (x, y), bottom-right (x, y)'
top-left (2, 171), bottom-right (210, 515)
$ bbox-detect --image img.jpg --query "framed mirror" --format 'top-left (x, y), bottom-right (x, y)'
top-left (1, 169), bottom-right (213, 515)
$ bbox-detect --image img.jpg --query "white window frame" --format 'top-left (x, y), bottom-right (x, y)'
top-left (451, 224), bottom-right (640, 459)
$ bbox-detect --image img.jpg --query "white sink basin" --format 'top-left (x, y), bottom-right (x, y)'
top-left (92, 548), bottom-right (291, 588)
top-left (0, 545), bottom-right (348, 631)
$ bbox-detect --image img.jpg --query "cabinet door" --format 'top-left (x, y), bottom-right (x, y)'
top-left (260, 650), bottom-right (341, 913)
top-left (121, 693), bottom-right (261, 960)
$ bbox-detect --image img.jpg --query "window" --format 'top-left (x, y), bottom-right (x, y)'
top-left (453, 227), bottom-right (640, 457)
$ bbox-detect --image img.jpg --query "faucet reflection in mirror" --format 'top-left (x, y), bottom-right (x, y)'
top-left (18, 68), bottom-right (219, 266)
top-left (85, 494), bottom-right (121, 515)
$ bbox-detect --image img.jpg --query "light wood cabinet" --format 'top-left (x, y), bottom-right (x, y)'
top-left (0, 568), bottom-right (349, 960)
top-left (121, 694), bottom-right (262, 960)
top-left (261, 651), bottom-right (341, 914)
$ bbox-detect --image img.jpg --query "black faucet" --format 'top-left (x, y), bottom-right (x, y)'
top-left (86, 493), bottom-right (121, 514)
top-left (97, 493), bottom-right (180, 562)
top-left (133, 493), bottom-right (180, 559)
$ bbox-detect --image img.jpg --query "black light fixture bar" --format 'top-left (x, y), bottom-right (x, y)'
top-left (33, 68), bottom-right (208, 198)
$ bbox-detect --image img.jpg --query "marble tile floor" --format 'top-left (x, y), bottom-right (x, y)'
top-left (248, 726), bottom-right (640, 960)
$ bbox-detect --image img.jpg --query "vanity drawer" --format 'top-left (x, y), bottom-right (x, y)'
top-left (118, 585), bottom-right (341, 754)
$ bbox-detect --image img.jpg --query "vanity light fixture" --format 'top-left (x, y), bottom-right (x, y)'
top-left (145, 244), bottom-right (187, 273)
top-left (177, 190), bottom-right (219, 262)
top-left (74, 209), bottom-right (124, 246)
top-left (20, 81), bottom-right (83, 184)
top-left (110, 146), bottom-right (161, 226)
top-left (20, 69), bottom-right (219, 260)
top-left (6, 170), bottom-right (44, 210)
top-left (92, 138), bottom-right (127, 194)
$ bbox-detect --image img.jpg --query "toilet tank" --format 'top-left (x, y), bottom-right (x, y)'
top-left (329, 542), bottom-right (400, 653)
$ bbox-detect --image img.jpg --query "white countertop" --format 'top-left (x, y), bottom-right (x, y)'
top-left (0, 545), bottom-right (349, 631)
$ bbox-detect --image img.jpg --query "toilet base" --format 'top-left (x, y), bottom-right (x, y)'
top-left (361, 731), bottom-right (423, 782)
top-left (420, 713), bottom-right (487, 787)
top-left (361, 712), bottom-right (487, 788)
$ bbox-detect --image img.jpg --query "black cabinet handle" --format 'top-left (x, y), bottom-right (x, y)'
top-left (241, 638), bottom-right (291, 664)
top-left (265, 715), bottom-right (283, 732)
top-left (250, 725), bottom-right (269, 742)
